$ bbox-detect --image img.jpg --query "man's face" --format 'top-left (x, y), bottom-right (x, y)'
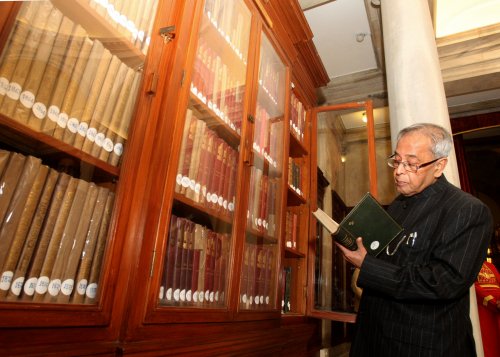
top-left (392, 132), bottom-right (446, 196)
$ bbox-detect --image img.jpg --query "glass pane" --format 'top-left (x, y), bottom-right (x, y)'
top-left (240, 33), bottom-right (286, 311)
top-left (158, 0), bottom-right (251, 308)
top-left (314, 108), bottom-right (371, 314)
top-left (0, 0), bottom-right (158, 304)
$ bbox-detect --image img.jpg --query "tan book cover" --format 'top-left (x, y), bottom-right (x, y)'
top-left (175, 109), bottom-right (193, 194)
top-left (43, 179), bottom-right (90, 302)
top-left (21, 173), bottom-right (70, 300)
top-left (0, 1), bottom-right (53, 117)
top-left (32, 176), bottom-right (78, 301)
top-left (84, 191), bottom-right (114, 304)
top-left (52, 38), bottom-right (95, 140)
top-left (0, 149), bottom-right (11, 181)
top-left (71, 186), bottom-right (109, 304)
top-left (6, 169), bottom-right (59, 300)
top-left (61, 41), bottom-right (108, 146)
top-left (185, 119), bottom-right (206, 201)
top-left (25, 16), bottom-right (77, 131)
top-left (45, 34), bottom-right (92, 137)
top-left (56, 183), bottom-right (100, 303)
top-left (0, 152), bottom-right (26, 229)
top-left (0, 155), bottom-right (42, 268)
top-left (11, 8), bottom-right (64, 124)
top-left (313, 192), bottom-right (403, 256)
top-left (0, 164), bottom-right (49, 298)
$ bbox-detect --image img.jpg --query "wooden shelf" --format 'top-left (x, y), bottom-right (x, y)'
top-left (289, 131), bottom-right (307, 158)
top-left (284, 247), bottom-right (305, 259)
top-left (287, 185), bottom-right (306, 206)
top-left (51, 0), bottom-right (146, 70)
top-left (0, 114), bottom-right (120, 180)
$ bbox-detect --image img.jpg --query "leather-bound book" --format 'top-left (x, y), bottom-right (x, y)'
top-left (6, 169), bottom-right (59, 300)
top-left (41, 34), bottom-right (92, 136)
top-left (25, 16), bottom-right (76, 131)
top-left (175, 109), bottom-right (193, 194)
top-left (185, 119), bottom-right (206, 201)
top-left (43, 179), bottom-right (91, 302)
top-left (0, 164), bottom-right (49, 297)
top-left (200, 131), bottom-right (215, 206)
top-left (62, 44), bottom-right (111, 146)
top-left (240, 242), bottom-right (249, 307)
top-left (313, 192), bottom-right (403, 256)
top-left (0, 152), bottom-right (26, 225)
top-left (84, 191), bottom-right (114, 304)
top-left (0, 155), bottom-right (42, 268)
top-left (212, 233), bottom-right (222, 303)
top-left (162, 215), bottom-right (178, 303)
top-left (263, 247), bottom-right (274, 306)
top-left (57, 184), bottom-right (101, 303)
top-left (179, 220), bottom-right (193, 303)
top-left (69, 186), bottom-right (111, 303)
top-left (20, 173), bottom-right (70, 300)
top-left (32, 176), bottom-right (79, 302)
top-left (196, 225), bottom-right (208, 304)
top-left (193, 128), bottom-right (211, 203)
top-left (0, 1), bottom-right (53, 117)
top-left (178, 115), bottom-right (198, 196)
top-left (12, 8), bottom-right (64, 124)
top-left (191, 223), bottom-right (203, 303)
top-left (183, 221), bottom-right (195, 303)
top-left (204, 231), bottom-right (216, 303)
top-left (247, 243), bottom-right (257, 308)
top-left (172, 217), bottom-right (186, 303)
top-left (0, 150), bottom-right (11, 181)
top-left (80, 58), bottom-right (124, 154)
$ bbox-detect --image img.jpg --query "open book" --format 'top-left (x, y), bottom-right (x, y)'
top-left (313, 192), bottom-right (403, 256)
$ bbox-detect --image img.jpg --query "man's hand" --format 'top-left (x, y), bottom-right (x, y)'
top-left (336, 237), bottom-right (368, 268)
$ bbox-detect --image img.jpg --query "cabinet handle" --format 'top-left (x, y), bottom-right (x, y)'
top-left (159, 25), bottom-right (176, 43)
top-left (145, 72), bottom-right (159, 95)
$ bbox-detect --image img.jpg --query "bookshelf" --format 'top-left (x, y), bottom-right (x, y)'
top-left (0, 0), bottom-right (329, 355)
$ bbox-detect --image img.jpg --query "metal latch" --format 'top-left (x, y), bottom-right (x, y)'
top-left (159, 26), bottom-right (176, 43)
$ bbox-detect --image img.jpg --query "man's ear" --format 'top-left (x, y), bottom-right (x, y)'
top-left (434, 157), bottom-right (448, 177)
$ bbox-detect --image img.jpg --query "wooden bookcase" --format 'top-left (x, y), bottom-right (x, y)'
top-left (0, 0), bottom-right (329, 355)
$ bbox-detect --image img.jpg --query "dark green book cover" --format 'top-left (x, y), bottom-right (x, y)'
top-left (313, 192), bottom-right (403, 256)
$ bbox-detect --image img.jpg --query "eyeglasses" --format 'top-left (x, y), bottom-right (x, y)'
top-left (387, 154), bottom-right (442, 173)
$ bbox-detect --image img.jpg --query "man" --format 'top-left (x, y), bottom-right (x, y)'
top-left (337, 123), bottom-right (493, 356)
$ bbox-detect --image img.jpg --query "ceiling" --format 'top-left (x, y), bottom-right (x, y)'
top-left (298, 0), bottom-right (500, 130)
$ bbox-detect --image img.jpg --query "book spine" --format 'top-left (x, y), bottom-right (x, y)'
top-left (335, 225), bottom-right (358, 251)
top-left (161, 215), bottom-right (177, 302)
top-left (172, 217), bottom-right (185, 302)
top-left (20, 173), bottom-right (70, 300)
top-left (84, 191), bottom-right (114, 304)
top-left (71, 186), bottom-right (109, 304)
top-left (0, 152), bottom-right (26, 226)
top-left (0, 155), bottom-right (42, 268)
top-left (175, 109), bottom-right (193, 193)
top-left (197, 226), bottom-right (208, 304)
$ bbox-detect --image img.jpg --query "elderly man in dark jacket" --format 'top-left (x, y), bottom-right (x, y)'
top-left (338, 123), bottom-right (493, 357)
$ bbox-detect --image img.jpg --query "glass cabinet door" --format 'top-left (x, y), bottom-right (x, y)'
top-left (239, 33), bottom-right (286, 311)
top-left (158, 0), bottom-right (251, 308)
top-left (0, 0), bottom-right (158, 304)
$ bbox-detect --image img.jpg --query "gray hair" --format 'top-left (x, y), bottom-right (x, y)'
top-left (397, 123), bottom-right (452, 158)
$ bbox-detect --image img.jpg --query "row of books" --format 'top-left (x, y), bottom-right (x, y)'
top-left (285, 209), bottom-right (299, 250)
top-left (191, 38), bottom-right (245, 135)
top-left (0, 1), bottom-right (142, 167)
top-left (89, 0), bottom-right (158, 52)
top-left (258, 49), bottom-right (282, 107)
top-left (203, 0), bottom-right (250, 62)
top-left (240, 242), bottom-right (275, 309)
top-left (0, 149), bottom-right (114, 303)
top-left (247, 166), bottom-right (280, 238)
top-left (252, 104), bottom-right (283, 169)
top-left (159, 215), bottom-right (230, 306)
top-left (288, 157), bottom-right (303, 197)
top-left (175, 109), bottom-right (238, 216)
top-left (290, 92), bottom-right (306, 142)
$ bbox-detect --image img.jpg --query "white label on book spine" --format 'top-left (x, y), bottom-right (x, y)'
top-left (174, 288), bottom-right (180, 301)
top-left (61, 279), bottom-right (74, 295)
top-left (166, 287), bottom-right (172, 300)
top-left (6, 82), bottom-right (21, 100)
top-left (48, 105), bottom-right (60, 122)
top-left (103, 138), bottom-right (114, 152)
top-left (76, 279), bottom-right (87, 295)
top-left (35, 276), bottom-right (49, 294)
top-left (77, 122), bottom-right (88, 137)
top-left (32, 102), bottom-right (47, 119)
top-left (24, 277), bottom-right (37, 296)
top-left (86, 127), bottom-right (97, 142)
top-left (189, 179), bottom-right (195, 191)
top-left (181, 176), bottom-right (190, 188)
top-left (67, 118), bottom-right (79, 133)
top-left (176, 174), bottom-right (183, 186)
top-left (20, 90), bottom-right (35, 108)
top-left (86, 282), bottom-right (97, 298)
top-left (95, 132), bottom-right (105, 147)
top-left (47, 279), bottom-right (61, 296)
top-left (186, 290), bottom-right (192, 302)
top-left (10, 276), bottom-right (24, 296)
top-left (57, 112), bottom-right (68, 128)
top-left (113, 142), bottom-right (123, 156)
top-left (370, 241), bottom-right (380, 250)
top-left (0, 77), bottom-right (8, 95)
top-left (0, 271), bottom-right (13, 290)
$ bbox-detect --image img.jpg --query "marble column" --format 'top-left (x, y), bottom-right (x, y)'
top-left (379, 0), bottom-right (482, 355)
